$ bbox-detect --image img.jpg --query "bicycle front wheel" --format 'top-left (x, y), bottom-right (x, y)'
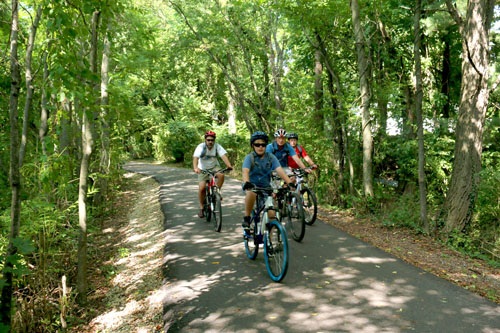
top-left (204, 188), bottom-right (212, 223)
top-left (264, 220), bottom-right (289, 282)
top-left (301, 188), bottom-right (318, 225)
top-left (286, 192), bottom-right (305, 242)
top-left (212, 192), bottom-right (222, 232)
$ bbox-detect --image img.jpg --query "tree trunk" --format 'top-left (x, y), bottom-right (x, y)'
top-left (40, 46), bottom-right (49, 156)
top-left (314, 31), bottom-right (324, 123)
top-left (76, 10), bottom-right (101, 305)
top-left (227, 93), bottom-right (237, 134)
top-left (95, 26), bottom-right (111, 206)
top-left (413, 0), bottom-right (429, 233)
top-left (20, 6), bottom-right (42, 166)
top-left (1, 0), bottom-right (21, 327)
top-left (442, 0), bottom-right (494, 235)
top-left (350, 0), bottom-right (373, 197)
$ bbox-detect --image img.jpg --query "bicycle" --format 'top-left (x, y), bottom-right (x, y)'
top-left (243, 186), bottom-right (289, 282)
top-left (201, 167), bottom-right (231, 232)
top-left (271, 173), bottom-right (305, 242)
top-left (290, 167), bottom-right (318, 225)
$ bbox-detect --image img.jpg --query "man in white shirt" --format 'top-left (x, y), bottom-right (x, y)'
top-left (193, 130), bottom-right (233, 218)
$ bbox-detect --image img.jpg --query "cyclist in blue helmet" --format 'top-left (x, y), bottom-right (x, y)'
top-left (241, 131), bottom-right (295, 231)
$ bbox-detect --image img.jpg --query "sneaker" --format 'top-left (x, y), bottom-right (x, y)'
top-left (198, 209), bottom-right (205, 218)
top-left (241, 217), bottom-right (251, 231)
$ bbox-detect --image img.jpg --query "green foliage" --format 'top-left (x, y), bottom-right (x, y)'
top-left (152, 121), bottom-right (199, 164)
top-left (382, 194), bottom-right (420, 230)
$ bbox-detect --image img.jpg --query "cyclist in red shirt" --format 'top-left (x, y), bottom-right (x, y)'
top-left (286, 132), bottom-right (318, 170)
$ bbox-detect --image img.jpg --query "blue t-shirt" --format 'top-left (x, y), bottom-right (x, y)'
top-left (242, 152), bottom-right (281, 187)
top-left (266, 141), bottom-right (296, 167)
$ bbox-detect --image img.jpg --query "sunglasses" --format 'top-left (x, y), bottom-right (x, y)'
top-left (253, 143), bottom-right (266, 147)
top-left (206, 139), bottom-right (215, 142)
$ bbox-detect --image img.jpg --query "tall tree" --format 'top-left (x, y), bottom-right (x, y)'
top-left (76, 9), bottom-right (101, 305)
top-left (442, 0), bottom-right (495, 235)
top-left (413, 0), bottom-right (429, 232)
top-left (350, 0), bottom-right (373, 197)
top-left (1, 0), bottom-right (21, 328)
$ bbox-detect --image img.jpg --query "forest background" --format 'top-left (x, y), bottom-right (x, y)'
top-left (0, 0), bottom-right (499, 331)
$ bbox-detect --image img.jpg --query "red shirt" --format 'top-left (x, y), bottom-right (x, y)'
top-left (287, 145), bottom-right (307, 169)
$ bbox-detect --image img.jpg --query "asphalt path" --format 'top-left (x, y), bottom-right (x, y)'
top-left (124, 161), bottom-right (499, 333)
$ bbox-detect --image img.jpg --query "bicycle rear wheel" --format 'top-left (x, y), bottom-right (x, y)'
top-left (212, 192), bottom-right (222, 232)
top-left (286, 192), bottom-right (305, 242)
top-left (301, 188), bottom-right (318, 225)
top-left (244, 222), bottom-right (259, 260)
top-left (264, 220), bottom-right (289, 282)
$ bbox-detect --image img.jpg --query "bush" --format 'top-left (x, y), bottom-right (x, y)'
top-left (152, 121), bottom-right (198, 164)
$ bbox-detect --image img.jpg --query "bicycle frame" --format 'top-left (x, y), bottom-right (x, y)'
top-left (290, 168), bottom-right (318, 226)
top-left (201, 168), bottom-right (230, 232)
top-left (290, 168), bottom-right (309, 193)
top-left (244, 187), bottom-right (289, 282)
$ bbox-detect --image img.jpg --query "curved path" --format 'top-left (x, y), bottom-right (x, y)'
top-left (124, 161), bottom-right (499, 333)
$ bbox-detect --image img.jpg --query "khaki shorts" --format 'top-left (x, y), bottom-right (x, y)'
top-left (198, 172), bottom-right (211, 182)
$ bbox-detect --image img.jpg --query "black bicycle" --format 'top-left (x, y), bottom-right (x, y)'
top-left (201, 168), bottom-right (231, 232)
top-left (243, 186), bottom-right (289, 282)
top-left (290, 167), bottom-right (318, 225)
top-left (271, 173), bottom-right (305, 242)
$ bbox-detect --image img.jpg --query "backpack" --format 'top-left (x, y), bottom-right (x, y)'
top-left (200, 143), bottom-right (219, 159)
top-left (296, 144), bottom-right (303, 156)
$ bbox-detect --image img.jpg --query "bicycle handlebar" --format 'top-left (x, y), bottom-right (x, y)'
top-left (250, 186), bottom-right (274, 195)
top-left (290, 166), bottom-right (316, 177)
top-left (201, 167), bottom-right (233, 176)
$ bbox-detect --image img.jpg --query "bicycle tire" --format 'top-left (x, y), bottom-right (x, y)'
top-left (244, 223), bottom-right (259, 260)
top-left (264, 220), bottom-right (289, 282)
top-left (212, 192), bottom-right (222, 232)
top-left (286, 192), bottom-right (305, 242)
top-left (203, 183), bottom-right (214, 223)
top-left (301, 188), bottom-right (318, 225)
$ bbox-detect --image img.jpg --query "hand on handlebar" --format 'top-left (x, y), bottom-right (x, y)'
top-left (286, 182), bottom-right (297, 191)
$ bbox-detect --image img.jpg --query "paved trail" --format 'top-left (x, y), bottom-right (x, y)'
top-left (124, 161), bottom-right (499, 333)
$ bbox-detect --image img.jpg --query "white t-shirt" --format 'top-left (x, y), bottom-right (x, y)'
top-left (193, 143), bottom-right (227, 170)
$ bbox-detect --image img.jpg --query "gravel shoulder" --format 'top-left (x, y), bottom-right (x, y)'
top-left (71, 172), bottom-right (165, 333)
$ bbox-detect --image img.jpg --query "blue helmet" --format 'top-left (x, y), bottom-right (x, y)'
top-left (250, 131), bottom-right (269, 145)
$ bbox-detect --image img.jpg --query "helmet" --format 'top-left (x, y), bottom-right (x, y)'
top-left (287, 132), bottom-right (298, 140)
top-left (274, 128), bottom-right (287, 137)
top-left (250, 131), bottom-right (269, 145)
top-left (204, 130), bottom-right (216, 138)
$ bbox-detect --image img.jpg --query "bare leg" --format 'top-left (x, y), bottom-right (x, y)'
top-left (198, 181), bottom-right (206, 209)
top-left (244, 191), bottom-right (256, 216)
top-left (216, 173), bottom-right (225, 188)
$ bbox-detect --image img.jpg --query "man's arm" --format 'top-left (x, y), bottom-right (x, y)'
top-left (292, 154), bottom-right (308, 170)
top-left (193, 157), bottom-right (200, 173)
top-left (304, 155), bottom-right (317, 168)
top-left (276, 166), bottom-right (293, 185)
top-left (242, 168), bottom-right (250, 183)
top-left (220, 154), bottom-right (233, 169)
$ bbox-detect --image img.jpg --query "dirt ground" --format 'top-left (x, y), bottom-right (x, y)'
top-left (71, 170), bottom-right (499, 332)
